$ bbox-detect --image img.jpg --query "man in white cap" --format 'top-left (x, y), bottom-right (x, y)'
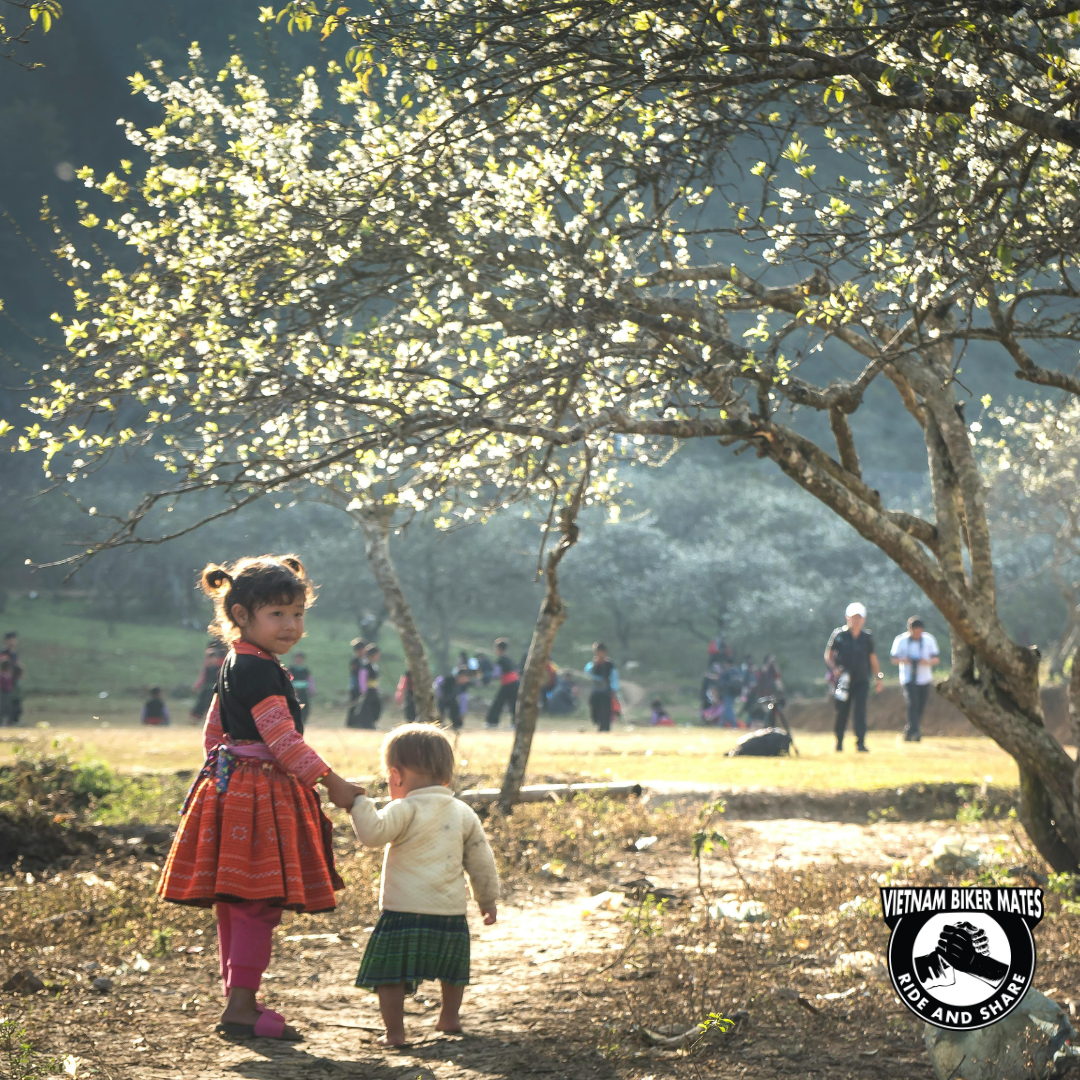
top-left (825, 602), bottom-right (883, 752)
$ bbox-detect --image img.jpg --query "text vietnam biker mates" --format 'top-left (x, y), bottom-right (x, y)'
top-left (880, 886), bottom-right (1043, 1031)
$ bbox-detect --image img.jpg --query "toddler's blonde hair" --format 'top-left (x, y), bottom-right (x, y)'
top-left (381, 722), bottom-right (455, 785)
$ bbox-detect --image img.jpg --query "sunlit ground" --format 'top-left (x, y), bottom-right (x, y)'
top-left (1, 695), bottom-right (1022, 791)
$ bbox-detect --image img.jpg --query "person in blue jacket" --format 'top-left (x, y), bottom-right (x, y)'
top-left (584, 642), bottom-right (619, 733)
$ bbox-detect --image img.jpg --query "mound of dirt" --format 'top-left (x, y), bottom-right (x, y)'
top-left (0, 805), bottom-right (100, 872)
top-left (786, 684), bottom-right (1071, 743)
top-left (718, 782), bottom-right (1018, 823)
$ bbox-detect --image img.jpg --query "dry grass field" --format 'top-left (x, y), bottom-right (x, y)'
top-left (1, 706), bottom-right (1021, 791)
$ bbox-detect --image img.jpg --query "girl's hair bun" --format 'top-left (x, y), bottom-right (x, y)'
top-left (201, 565), bottom-right (233, 595)
top-left (281, 555), bottom-right (305, 577)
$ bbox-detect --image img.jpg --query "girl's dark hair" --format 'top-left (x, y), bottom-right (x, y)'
top-left (199, 554), bottom-right (314, 644)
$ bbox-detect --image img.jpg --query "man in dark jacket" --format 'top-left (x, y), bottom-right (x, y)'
top-left (485, 638), bottom-right (520, 728)
top-left (825, 603), bottom-right (883, 753)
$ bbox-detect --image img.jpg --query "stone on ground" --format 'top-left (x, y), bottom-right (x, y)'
top-left (924, 989), bottom-right (1074, 1080)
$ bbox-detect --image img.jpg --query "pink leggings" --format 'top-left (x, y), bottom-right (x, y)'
top-left (216, 901), bottom-right (283, 994)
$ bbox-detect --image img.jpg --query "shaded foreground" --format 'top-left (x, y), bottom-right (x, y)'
top-left (3, 766), bottom-right (1079, 1079)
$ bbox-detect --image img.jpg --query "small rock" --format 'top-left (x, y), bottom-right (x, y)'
top-left (835, 950), bottom-right (888, 981)
top-left (925, 988), bottom-right (1074, 1080)
top-left (3, 969), bottom-right (44, 994)
top-left (91, 976), bottom-right (113, 993)
top-left (923, 835), bottom-right (982, 874)
top-left (709, 894), bottom-right (769, 922)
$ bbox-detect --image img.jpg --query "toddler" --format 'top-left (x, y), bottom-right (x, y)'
top-left (350, 723), bottom-right (500, 1046)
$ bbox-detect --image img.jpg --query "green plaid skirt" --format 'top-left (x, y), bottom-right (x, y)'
top-left (356, 911), bottom-right (471, 993)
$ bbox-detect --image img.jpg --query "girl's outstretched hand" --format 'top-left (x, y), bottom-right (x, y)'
top-left (323, 771), bottom-right (365, 809)
top-left (481, 907), bottom-right (497, 926)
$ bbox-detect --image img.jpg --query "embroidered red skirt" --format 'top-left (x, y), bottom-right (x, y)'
top-left (157, 756), bottom-right (344, 913)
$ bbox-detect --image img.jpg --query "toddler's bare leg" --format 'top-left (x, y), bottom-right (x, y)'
top-left (436, 981), bottom-right (465, 1033)
top-left (376, 983), bottom-right (408, 1046)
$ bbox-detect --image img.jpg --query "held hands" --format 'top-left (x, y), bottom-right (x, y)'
top-left (481, 907), bottom-right (497, 926)
top-left (323, 771), bottom-right (366, 810)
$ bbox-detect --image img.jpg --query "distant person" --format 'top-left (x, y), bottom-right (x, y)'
top-left (720, 661), bottom-right (744, 727)
top-left (891, 617), bottom-right (941, 742)
top-left (475, 651), bottom-right (494, 687)
top-left (739, 654), bottom-right (755, 691)
top-left (485, 639), bottom-right (520, 728)
top-left (455, 666), bottom-right (471, 724)
top-left (650, 699), bottom-right (674, 727)
top-left (190, 642), bottom-right (226, 724)
top-left (395, 670), bottom-right (417, 722)
top-left (826, 602), bottom-right (883, 753)
top-left (287, 651), bottom-right (316, 715)
top-left (584, 642), bottom-right (619, 733)
top-left (348, 644), bottom-right (382, 729)
top-left (1, 631), bottom-right (23, 727)
top-left (546, 670), bottom-right (578, 715)
top-left (0, 656), bottom-right (17, 726)
top-left (700, 682), bottom-right (723, 725)
top-left (755, 655), bottom-right (784, 698)
top-left (348, 638), bottom-right (366, 703)
top-left (436, 668), bottom-right (470, 731)
top-left (744, 654), bottom-right (784, 727)
top-left (141, 686), bottom-right (171, 726)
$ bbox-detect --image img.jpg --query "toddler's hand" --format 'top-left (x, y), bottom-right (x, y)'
top-left (481, 907), bottom-right (497, 926)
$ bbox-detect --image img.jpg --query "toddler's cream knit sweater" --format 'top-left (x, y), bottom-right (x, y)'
top-left (349, 785), bottom-right (501, 915)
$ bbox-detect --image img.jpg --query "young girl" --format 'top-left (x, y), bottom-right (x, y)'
top-left (157, 555), bottom-right (360, 1042)
top-left (349, 723), bottom-right (500, 1046)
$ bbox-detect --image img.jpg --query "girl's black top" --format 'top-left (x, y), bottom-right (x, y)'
top-left (216, 647), bottom-right (303, 742)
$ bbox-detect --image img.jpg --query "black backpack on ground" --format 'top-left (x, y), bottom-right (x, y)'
top-left (725, 727), bottom-right (792, 757)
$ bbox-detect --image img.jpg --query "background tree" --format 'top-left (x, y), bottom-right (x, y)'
top-left (15, 3), bottom-right (1080, 859)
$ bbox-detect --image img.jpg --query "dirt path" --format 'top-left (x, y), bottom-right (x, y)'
top-left (89, 815), bottom-right (1014, 1080)
top-left (117, 890), bottom-right (624, 1080)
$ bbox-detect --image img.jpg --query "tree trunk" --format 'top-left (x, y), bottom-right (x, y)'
top-left (354, 507), bottom-right (437, 723)
top-left (1071, 641), bottom-right (1080, 823)
top-left (936, 641), bottom-right (1080, 872)
top-left (498, 479), bottom-right (588, 811)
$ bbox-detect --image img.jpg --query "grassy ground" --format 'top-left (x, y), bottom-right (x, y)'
top-left (1, 713), bottom-right (1020, 790)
